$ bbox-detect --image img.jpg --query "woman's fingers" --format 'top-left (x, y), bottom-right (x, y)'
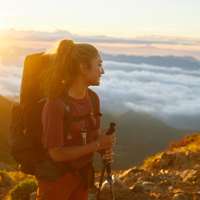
top-left (105, 149), bottom-right (113, 153)
top-left (102, 149), bottom-right (115, 163)
top-left (102, 154), bottom-right (113, 160)
top-left (98, 130), bottom-right (116, 150)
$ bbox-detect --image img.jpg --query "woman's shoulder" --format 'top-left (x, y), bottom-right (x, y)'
top-left (43, 97), bottom-right (65, 112)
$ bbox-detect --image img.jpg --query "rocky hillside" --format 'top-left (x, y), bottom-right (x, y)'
top-left (94, 132), bottom-right (200, 200)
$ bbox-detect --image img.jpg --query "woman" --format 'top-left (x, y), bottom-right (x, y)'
top-left (36, 39), bottom-right (116, 200)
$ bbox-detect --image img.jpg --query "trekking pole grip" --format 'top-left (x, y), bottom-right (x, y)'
top-left (106, 122), bottom-right (116, 135)
top-left (104, 122), bottom-right (116, 159)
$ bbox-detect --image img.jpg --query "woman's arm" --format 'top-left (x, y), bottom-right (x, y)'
top-left (49, 128), bottom-right (116, 162)
top-left (94, 129), bottom-right (100, 140)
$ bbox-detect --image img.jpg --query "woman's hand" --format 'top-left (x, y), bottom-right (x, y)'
top-left (96, 128), bottom-right (116, 151)
top-left (102, 149), bottom-right (115, 163)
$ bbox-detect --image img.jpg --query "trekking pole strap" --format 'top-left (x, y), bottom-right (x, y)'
top-left (106, 176), bottom-right (113, 183)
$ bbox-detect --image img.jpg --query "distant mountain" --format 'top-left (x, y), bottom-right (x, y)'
top-left (165, 55), bottom-right (200, 64)
top-left (155, 113), bottom-right (200, 130)
top-left (1, 46), bottom-right (200, 70)
top-left (100, 53), bottom-right (200, 71)
top-left (0, 96), bottom-right (18, 168)
top-left (0, 95), bottom-right (12, 152)
top-left (96, 110), bottom-right (198, 170)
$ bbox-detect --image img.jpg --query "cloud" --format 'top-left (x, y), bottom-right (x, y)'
top-left (102, 61), bottom-right (200, 77)
top-left (90, 61), bottom-right (200, 118)
top-left (1, 28), bottom-right (200, 46)
top-left (0, 56), bottom-right (22, 97)
top-left (0, 29), bottom-right (72, 41)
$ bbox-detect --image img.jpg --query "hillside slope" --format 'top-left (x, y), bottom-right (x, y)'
top-left (0, 95), bottom-right (12, 152)
top-left (0, 96), bottom-right (17, 168)
top-left (95, 133), bottom-right (200, 200)
top-left (96, 110), bottom-right (197, 169)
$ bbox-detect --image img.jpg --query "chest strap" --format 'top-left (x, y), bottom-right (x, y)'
top-left (71, 112), bottom-right (102, 132)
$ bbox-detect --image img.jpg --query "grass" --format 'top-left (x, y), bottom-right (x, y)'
top-left (9, 171), bottom-right (35, 183)
top-left (140, 132), bottom-right (200, 170)
top-left (140, 152), bottom-right (162, 169)
top-left (0, 170), bottom-right (36, 200)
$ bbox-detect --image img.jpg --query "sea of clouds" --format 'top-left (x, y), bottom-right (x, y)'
top-left (0, 57), bottom-right (22, 98)
top-left (91, 61), bottom-right (200, 114)
top-left (91, 61), bottom-right (200, 129)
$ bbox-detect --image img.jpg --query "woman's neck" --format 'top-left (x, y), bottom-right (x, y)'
top-left (66, 80), bottom-right (88, 99)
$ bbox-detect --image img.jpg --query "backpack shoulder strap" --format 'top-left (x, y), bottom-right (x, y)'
top-left (87, 88), bottom-right (102, 117)
top-left (60, 90), bottom-right (72, 133)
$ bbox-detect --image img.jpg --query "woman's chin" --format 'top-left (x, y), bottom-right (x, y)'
top-left (90, 82), bottom-right (100, 86)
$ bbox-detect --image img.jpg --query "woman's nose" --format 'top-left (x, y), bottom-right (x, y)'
top-left (101, 67), bottom-right (105, 74)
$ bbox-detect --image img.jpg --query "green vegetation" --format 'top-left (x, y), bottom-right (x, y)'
top-left (10, 179), bottom-right (37, 200)
top-left (140, 132), bottom-right (200, 169)
top-left (0, 170), bottom-right (11, 180)
top-left (167, 132), bottom-right (200, 153)
top-left (140, 152), bottom-right (162, 169)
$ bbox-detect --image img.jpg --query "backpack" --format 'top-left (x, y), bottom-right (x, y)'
top-left (9, 53), bottom-right (101, 175)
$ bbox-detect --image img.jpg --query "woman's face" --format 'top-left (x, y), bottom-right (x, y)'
top-left (85, 53), bottom-right (105, 86)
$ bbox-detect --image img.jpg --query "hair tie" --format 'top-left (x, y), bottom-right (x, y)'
top-left (71, 41), bottom-right (75, 47)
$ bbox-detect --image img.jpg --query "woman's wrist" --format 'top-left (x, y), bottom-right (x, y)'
top-left (95, 140), bottom-right (101, 151)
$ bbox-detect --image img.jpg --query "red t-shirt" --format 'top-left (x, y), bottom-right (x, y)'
top-left (41, 90), bottom-right (101, 170)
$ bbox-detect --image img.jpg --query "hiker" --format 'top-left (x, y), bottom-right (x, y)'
top-left (36, 39), bottom-right (116, 200)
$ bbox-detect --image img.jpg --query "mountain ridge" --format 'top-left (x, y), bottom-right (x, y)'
top-left (97, 109), bottom-right (198, 169)
top-left (100, 52), bottom-right (200, 71)
top-left (1, 46), bottom-right (200, 70)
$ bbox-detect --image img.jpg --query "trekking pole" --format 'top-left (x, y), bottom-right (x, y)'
top-left (96, 161), bottom-right (106, 200)
top-left (105, 159), bottom-right (115, 200)
top-left (97, 122), bottom-right (116, 200)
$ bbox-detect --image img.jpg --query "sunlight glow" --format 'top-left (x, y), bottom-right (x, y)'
top-left (0, 21), bottom-right (4, 29)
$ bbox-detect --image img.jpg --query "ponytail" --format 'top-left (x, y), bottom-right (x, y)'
top-left (40, 39), bottom-right (98, 99)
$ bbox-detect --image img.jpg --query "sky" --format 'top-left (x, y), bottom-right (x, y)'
top-left (0, 0), bottom-right (200, 38)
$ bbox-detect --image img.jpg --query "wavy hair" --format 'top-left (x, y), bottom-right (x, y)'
top-left (40, 39), bottom-right (99, 99)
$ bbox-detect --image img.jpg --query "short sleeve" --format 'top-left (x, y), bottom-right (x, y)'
top-left (41, 99), bottom-right (65, 149)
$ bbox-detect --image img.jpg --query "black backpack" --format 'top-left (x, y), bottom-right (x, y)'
top-left (9, 53), bottom-right (101, 175)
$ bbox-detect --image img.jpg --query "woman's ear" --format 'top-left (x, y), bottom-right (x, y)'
top-left (79, 63), bottom-right (87, 75)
